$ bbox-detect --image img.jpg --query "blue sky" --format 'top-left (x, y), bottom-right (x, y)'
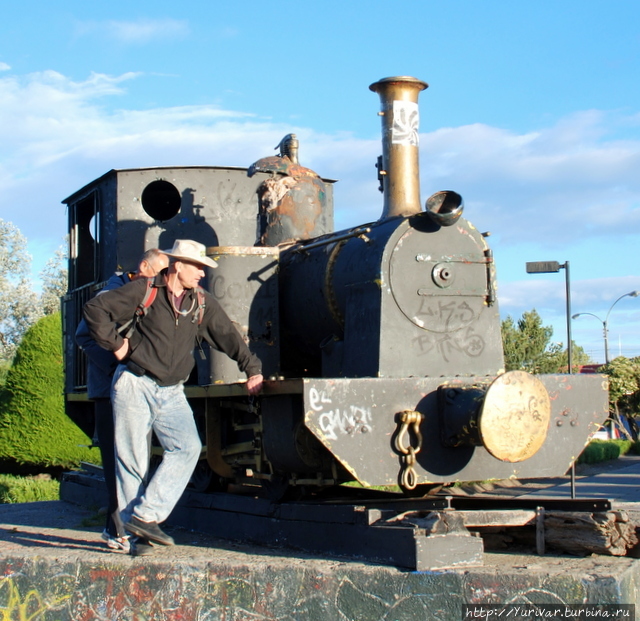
top-left (1, 0), bottom-right (640, 362)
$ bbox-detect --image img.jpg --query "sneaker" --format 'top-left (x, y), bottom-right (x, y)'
top-left (125, 516), bottom-right (175, 546)
top-left (101, 529), bottom-right (131, 552)
top-left (129, 537), bottom-right (154, 557)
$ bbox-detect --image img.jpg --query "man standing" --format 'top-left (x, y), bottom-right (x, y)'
top-left (83, 240), bottom-right (263, 554)
top-left (75, 248), bottom-right (169, 553)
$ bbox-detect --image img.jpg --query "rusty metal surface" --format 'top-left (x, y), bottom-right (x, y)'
top-left (248, 156), bottom-right (320, 179)
top-left (302, 374), bottom-right (609, 487)
top-left (258, 175), bottom-right (329, 245)
top-left (249, 154), bottom-right (331, 246)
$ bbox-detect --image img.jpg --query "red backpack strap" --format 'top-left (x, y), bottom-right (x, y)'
top-left (138, 278), bottom-right (158, 316)
top-left (192, 287), bottom-right (206, 325)
top-left (117, 278), bottom-right (158, 338)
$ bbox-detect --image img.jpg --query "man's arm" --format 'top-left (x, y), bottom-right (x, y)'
top-left (83, 278), bottom-right (146, 353)
top-left (75, 318), bottom-right (120, 376)
top-left (245, 373), bottom-right (264, 396)
top-left (75, 272), bottom-right (131, 372)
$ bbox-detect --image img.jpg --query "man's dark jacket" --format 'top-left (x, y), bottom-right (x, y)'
top-left (83, 274), bottom-right (261, 386)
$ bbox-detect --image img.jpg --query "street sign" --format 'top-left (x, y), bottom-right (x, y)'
top-left (526, 261), bottom-right (561, 274)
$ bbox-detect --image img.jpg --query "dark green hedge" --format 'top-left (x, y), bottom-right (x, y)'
top-left (577, 439), bottom-right (640, 464)
top-left (0, 313), bottom-right (98, 469)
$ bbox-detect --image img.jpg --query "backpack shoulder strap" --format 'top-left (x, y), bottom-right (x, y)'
top-left (118, 278), bottom-right (158, 338)
top-left (192, 287), bottom-right (206, 325)
top-left (138, 278), bottom-right (158, 315)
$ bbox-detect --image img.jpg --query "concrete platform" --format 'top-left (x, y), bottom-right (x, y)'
top-left (1, 495), bottom-right (639, 620)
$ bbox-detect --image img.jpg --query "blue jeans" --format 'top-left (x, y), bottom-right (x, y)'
top-left (111, 365), bottom-right (201, 524)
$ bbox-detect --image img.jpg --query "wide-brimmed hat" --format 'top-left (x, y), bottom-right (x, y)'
top-left (162, 239), bottom-right (218, 269)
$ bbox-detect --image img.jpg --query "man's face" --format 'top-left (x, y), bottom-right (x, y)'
top-left (175, 260), bottom-right (206, 290)
top-left (139, 254), bottom-right (169, 278)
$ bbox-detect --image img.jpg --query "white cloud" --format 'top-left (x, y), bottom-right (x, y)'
top-left (499, 276), bottom-right (640, 361)
top-left (106, 18), bottom-right (190, 44)
top-left (74, 18), bottom-right (190, 45)
top-left (1, 68), bottom-right (640, 353)
top-left (420, 115), bottom-right (640, 248)
top-left (0, 62), bottom-right (10, 72)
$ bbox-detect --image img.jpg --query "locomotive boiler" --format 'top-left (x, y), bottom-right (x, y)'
top-left (63, 76), bottom-right (609, 498)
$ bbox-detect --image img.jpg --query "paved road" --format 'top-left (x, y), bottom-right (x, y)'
top-left (521, 455), bottom-right (640, 505)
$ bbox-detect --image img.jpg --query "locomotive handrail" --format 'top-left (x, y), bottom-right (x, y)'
top-left (292, 226), bottom-right (372, 253)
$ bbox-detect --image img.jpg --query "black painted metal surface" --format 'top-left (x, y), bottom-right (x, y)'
top-left (278, 212), bottom-right (503, 379)
top-left (301, 374), bottom-right (609, 486)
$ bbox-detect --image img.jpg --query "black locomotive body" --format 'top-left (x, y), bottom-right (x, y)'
top-left (62, 76), bottom-right (609, 497)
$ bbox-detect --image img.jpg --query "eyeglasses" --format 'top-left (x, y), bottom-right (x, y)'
top-left (146, 261), bottom-right (168, 277)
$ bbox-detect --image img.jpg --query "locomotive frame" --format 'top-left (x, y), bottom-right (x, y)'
top-left (62, 76), bottom-right (609, 500)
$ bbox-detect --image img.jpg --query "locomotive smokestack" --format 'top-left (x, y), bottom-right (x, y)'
top-left (369, 76), bottom-right (428, 220)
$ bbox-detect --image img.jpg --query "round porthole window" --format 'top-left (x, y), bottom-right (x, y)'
top-left (141, 180), bottom-right (181, 221)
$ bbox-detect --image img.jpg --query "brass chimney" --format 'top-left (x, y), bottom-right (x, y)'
top-left (369, 76), bottom-right (428, 219)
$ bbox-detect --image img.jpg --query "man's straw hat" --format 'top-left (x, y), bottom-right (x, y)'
top-left (162, 239), bottom-right (218, 269)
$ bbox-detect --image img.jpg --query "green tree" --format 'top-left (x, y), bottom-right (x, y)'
top-left (598, 356), bottom-right (640, 439)
top-left (0, 360), bottom-right (9, 389)
top-left (502, 310), bottom-right (553, 372)
top-left (39, 241), bottom-right (68, 316)
top-left (501, 309), bottom-right (590, 373)
top-left (0, 313), bottom-right (97, 470)
top-left (0, 219), bottom-right (42, 361)
top-left (543, 340), bottom-right (591, 373)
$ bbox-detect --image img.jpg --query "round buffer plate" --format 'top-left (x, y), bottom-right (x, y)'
top-left (478, 370), bottom-right (551, 462)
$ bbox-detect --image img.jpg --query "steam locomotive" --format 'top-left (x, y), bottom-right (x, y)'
top-left (63, 76), bottom-right (609, 498)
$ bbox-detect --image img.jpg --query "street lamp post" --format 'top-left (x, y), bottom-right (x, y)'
top-left (572, 290), bottom-right (640, 364)
top-left (525, 261), bottom-right (572, 373)
top-left (526, 260), bottom-right (575, 497)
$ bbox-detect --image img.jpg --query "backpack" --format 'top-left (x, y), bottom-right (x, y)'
top-left (118, 278), bottom-right (206, 339)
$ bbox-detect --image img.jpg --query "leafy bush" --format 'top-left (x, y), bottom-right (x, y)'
top-left (0, 313), bottom-right (98, 469)
top-left (0, 474), bottom-right (59, 503)
top-left (613, 439), bottom-right (635, 455)
top-left (578, 440), bottom-right (622, 464)
top-left (577, 439), bottom-right (638, 464)
top-left (599, 357), bottom-right (640, 417)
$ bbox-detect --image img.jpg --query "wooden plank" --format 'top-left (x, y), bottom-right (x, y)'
top-left (458, 510), bottom-right (537, 528)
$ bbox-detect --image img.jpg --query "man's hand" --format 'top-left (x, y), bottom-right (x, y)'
top-left (114, 338), bottom-right (130, 361)
top-left (246, 374), bottom-right (263, 396)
